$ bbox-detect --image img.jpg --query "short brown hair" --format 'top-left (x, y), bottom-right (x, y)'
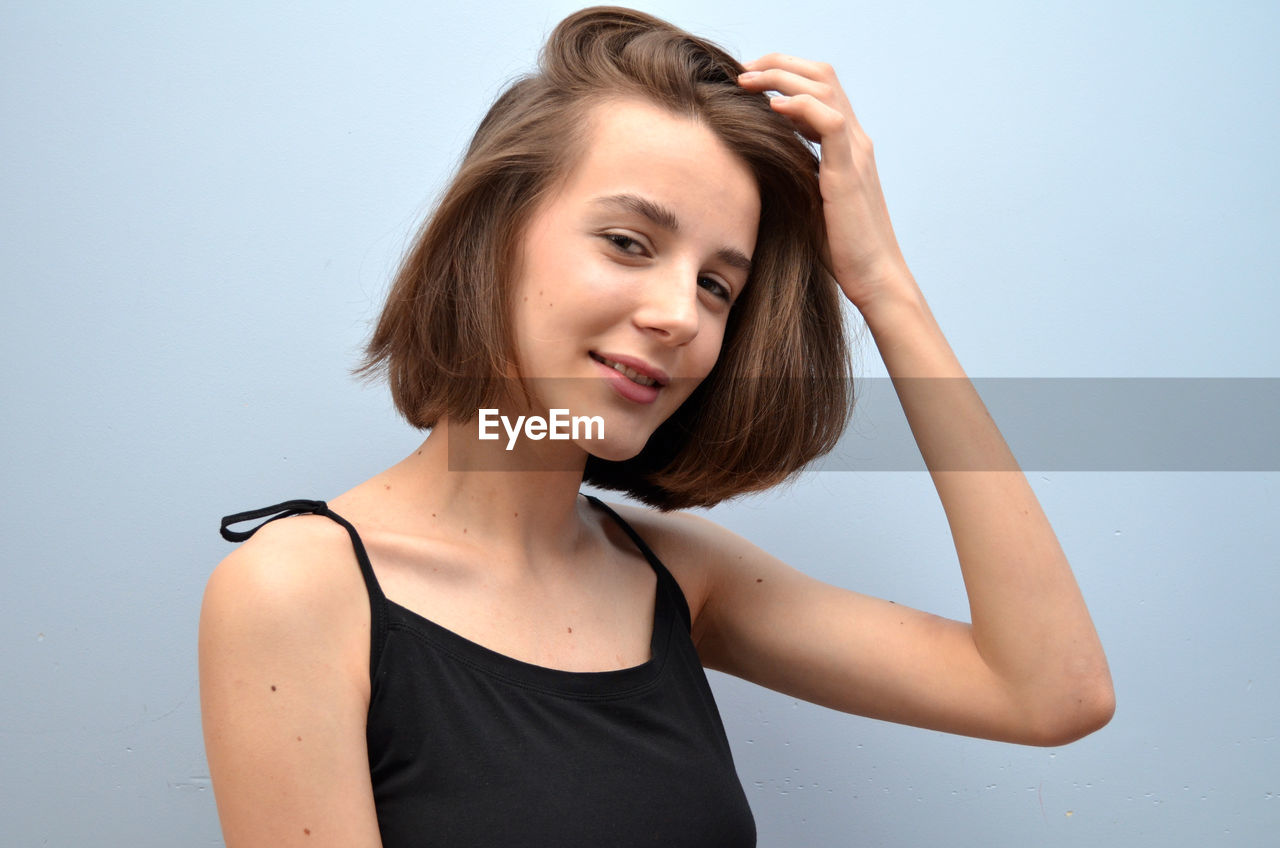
top-left (358, 6), bottom-right (853, 510)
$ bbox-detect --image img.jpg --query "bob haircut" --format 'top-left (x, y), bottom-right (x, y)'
top-left (359, 5), bottom-right (854, 510)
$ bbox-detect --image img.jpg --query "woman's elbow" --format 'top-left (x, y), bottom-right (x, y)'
top-left (1026, 677), bottom-right (1116, 747)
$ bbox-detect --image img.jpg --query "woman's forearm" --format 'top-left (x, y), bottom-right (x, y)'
top-left (862, 272), bottom-right (1115, 742)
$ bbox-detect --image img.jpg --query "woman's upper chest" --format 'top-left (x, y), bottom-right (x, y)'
top-left (360, 523), bottom-right (661, 673)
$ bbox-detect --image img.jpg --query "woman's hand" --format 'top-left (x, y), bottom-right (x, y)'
top-left (737, 55), bottom-right (915, 317)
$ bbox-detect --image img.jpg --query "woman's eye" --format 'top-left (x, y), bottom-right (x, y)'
top-left (699, 277), bottom-right (733, 302)
top-left (604, 233), bottom-right (645, 255)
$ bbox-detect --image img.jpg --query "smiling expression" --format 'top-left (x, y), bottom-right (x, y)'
top-left (507, 97), bottom-right (761, 461)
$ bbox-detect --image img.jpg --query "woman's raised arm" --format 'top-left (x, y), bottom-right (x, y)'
top-left (688, 55), bottom-right (1118, 744)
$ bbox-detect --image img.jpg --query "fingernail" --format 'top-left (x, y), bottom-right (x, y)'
top-left (738, 71), bottom-right (759, 80)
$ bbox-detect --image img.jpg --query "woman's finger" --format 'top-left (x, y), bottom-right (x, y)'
top-left (767, 94), bottom-right (853, 168)
top-left (737, 67), bottom-right (837, 107)
top-left (741, 53), bottom-right (837, 83)
top-left (741, 55), bottom-right (867, 140)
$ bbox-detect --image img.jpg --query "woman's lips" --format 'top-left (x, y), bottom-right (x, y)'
top-left (589, 351), bottom-right (669, 386)
top-left (590, 352), bottom-right (662, 404)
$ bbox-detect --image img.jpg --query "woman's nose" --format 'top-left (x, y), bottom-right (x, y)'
top-left (631, 264), bottom-right (700, 345)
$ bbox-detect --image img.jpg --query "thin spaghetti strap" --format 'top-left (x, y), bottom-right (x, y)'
top-left (583, 493), bottom-right (697, 622)
top-left (220, 499), bottom-right (332, 541)
top-left (219, 498), bottom-right (390, 680)
top-left (581, 495), bottom-right (665, 567)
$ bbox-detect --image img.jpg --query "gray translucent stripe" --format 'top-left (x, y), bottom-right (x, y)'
top-left (822, 378), bottom-right (1280, 472)
top-left (445, 378), bottom-right (1280, 472)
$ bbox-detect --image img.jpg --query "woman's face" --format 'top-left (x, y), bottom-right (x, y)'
top-left (509, 97), bottom-right (760, 461)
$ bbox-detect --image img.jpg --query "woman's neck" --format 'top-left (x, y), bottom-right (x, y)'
top-left (359, 417), bottom-right (599, 576)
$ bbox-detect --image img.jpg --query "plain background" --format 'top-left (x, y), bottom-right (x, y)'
top-left (3, 1), bottom-right (1277, 845)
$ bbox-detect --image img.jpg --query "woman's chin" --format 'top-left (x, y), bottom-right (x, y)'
top-left (581, 436), bottom-right (648, 464)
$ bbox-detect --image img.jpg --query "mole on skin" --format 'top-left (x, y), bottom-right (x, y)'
top-left (270, 685), bottom-right (277, 692)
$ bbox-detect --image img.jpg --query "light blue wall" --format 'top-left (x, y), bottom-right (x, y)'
top-left (3, 1), bottom-right (1277, 844)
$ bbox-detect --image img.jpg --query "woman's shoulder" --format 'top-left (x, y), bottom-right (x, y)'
top-left (201, 512), bottom-right (371, 682)
top-left (209, 512), bottom-right (363, 608)
top-left (591, 498), bottom-right (758, 625)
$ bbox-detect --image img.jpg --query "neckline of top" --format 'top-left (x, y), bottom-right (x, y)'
top-left (337, 493), bottom-right (680, 697)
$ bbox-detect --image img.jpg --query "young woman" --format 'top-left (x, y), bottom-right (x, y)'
top-left (200, 7), bottom-right (1114, 846)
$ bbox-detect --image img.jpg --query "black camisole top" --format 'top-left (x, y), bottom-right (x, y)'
top-left (220, 495), bottom-right (756, 847)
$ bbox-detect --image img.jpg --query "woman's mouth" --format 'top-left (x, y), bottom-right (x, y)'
top-left (589, 352), bottom-right (660, 387)
top-left (589, 352), bottom-right (665, 405)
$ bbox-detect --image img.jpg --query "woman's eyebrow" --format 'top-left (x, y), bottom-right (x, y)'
top-left (715, 246), bottom-right (753, 275)
top-left (591, 193), bottom-right (682, 232)
top-left (590, 193), bottom-right (753, 274)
